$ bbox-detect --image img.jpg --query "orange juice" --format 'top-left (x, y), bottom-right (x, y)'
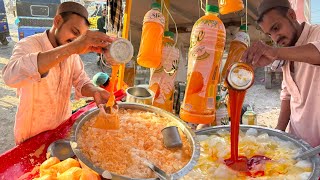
top-left (106, 65), bottom-right (120, 107)
top-left (180, 5), bottom-right (226, 124)
top-left (221, 24), bottom-right (250, 81)
top-left (218, 0), bottom-right (244, 15)
top-left (149, 31), bottom-right (180, 112)
top-left (137, 2), bottom-right (165, 68)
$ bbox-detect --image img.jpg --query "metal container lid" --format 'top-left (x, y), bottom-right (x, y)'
top-left (109, 38), bottom-right (134, 64)
top-left (227, 62), bottom-right (254, 90)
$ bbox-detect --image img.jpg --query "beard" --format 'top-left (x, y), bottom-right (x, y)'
top-left (287, 30), bottom-right (299, 47)
top-left (275, 18), bottom-right (300, 47)
top-left (54, 24), bottom-right (65, 47)
top-left (55, 36), bottom-right (63, 46)
top-left (54, 32), bottom-right (64, 47)
top-left (286, 18), bottom-right (299, 47)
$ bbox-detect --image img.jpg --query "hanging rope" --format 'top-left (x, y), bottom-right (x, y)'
top-left (246, 0), bottom-right (248, 28)
top-left (161, 0), bottom-right (178, 46)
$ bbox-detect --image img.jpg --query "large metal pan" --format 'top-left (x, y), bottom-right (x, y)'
top-left (70, 103), bottom-right (200, 180)
top-left (195, 125), bottom-right (320, 179)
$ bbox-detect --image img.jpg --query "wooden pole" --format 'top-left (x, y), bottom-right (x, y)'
top-left (122, 0), bottom-right (132, 39)
top-left (118, 0), bottom-right (133, 89)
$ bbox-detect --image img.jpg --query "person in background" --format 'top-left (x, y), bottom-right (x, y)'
top-left (2, 2), bottom-right (115, 144)
top-left (91, 3), bottom-right (102, 17)
top-left (242, 0), bottom-right (320, 147)
top-left (97, 9), bottom-right (107, 33)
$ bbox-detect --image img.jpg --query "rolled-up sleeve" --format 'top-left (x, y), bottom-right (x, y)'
top-left (2, 38), bottom-right (42, 88)
top-left (280, 80), bottom-right (291, 101)
top-left (310, 41), bottom-right (320, 53)
top-left (72, 55), bottom-right (92, 99)
top-left (309, 25), bottom-right (320, 52)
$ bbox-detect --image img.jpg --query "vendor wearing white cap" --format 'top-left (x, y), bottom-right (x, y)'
top-left (242, 0), bottom-right (320, 147)
top-left (2, 2), bottom-right (115, 144)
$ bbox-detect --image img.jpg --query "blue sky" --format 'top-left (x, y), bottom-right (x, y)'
top-left (311, 0), bottom-right (320, 24)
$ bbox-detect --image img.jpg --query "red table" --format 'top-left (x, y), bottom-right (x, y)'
top-left (0, 103), bottom-right (96, 180)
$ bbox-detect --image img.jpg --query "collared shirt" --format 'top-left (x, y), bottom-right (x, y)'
top-left (2, 31), bottom-right (91, 144)
top-left (280, 23), bottom-right (320, 147)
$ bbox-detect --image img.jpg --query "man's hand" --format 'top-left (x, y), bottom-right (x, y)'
top-left (81, 84), bottom-right (110, 105)
top-left (241, 41), bottom-right (278, 68)
top-left (275, 100), bottom-right (291, 132)
top-left (70, 30), bottom-right (115, 55)
top-left (93, 88), bottom-right (110, 106)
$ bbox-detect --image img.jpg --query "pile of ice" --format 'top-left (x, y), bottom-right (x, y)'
top-left (182, 128), bottom-right (313, 180)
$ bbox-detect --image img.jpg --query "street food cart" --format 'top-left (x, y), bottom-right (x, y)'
top-left (0, 0), bottom-right (319, 179)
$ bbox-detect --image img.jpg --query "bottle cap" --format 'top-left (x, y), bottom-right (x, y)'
top-left (240, 24), bottom-right (248, 32)
top-left (206, 5), bottom-right (219, 13)
top-left (151, 2), bottom-right (161, 10)
top-left (164, 31), bottom-right (175, 39)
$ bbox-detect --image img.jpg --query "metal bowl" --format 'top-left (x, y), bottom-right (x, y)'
top-left (70, 103), bottom-right (200, 180)
top-left (126, 87), bottom-right (154, 105)
top-left (47, 139), bottom-right (74, 161)
top-left (195, 125), bottom-right (320, 179)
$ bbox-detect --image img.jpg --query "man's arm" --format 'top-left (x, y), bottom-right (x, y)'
top-left (2, 30), bottom-right (113, 88)
top-left (81, 83), bottom-right (98, 97)
top-left (276, 43), bottom-right (320, 65)
top-left (37, 43), bottom-right (78, 75)
top-left (276, 80), bottom-right (291, 131)
top-left (38, 30), bottom-right (113, 75)
top-left (276, 100), bottom-right (291, 131)
top-left (242, 41), bottom-right (320, 67)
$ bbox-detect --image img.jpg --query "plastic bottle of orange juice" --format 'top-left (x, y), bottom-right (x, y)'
top-left (221, 24), bottom-right (250, 81)
top-left (218, 0), bottom-right (244, 15)
top-left (179, 5), bottom-right (226, 124)
top-left (137, 2), bottom-right (165, 68)
top-left (149, 31), bottom-right (180, 112)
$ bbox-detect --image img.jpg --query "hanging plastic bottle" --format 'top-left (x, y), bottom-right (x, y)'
top-left (149, 31), bottom-right (180, 112)
top-left (137, 2), bottom-right (165, 68)
top-left (218, 0), bottom-right (244, 15)
top-left (242, 106), bottom-right (257, 125)
top-left (180, 5), bottom-right (226, 124)
top-left (221, 24), bottom-right (250, 82)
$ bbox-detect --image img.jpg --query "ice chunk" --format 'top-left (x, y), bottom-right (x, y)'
top-left (197, 135), bottom-right (209, 141)
top-left (257, 133), bottom-right (269, 140)
top-left (295, 160), bottom-right (312, 169)
top-left (216, 129), bottom-right (230, 137)
top-left (246, 128), bottom-right (258, 137)
top-left (299, 172), bottom-right (312, 180)
top-left (212, 164), bottom-right (237, 179)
